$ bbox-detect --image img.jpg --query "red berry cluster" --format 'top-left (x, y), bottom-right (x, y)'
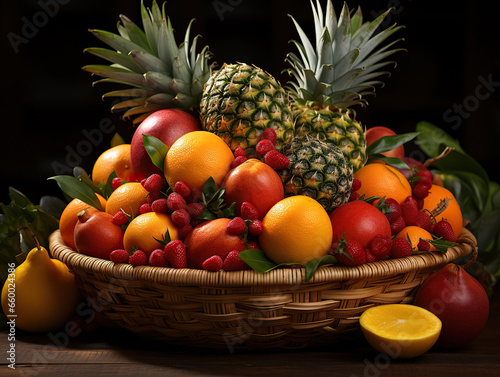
top-left (410, 166), bottom-right (433, 203)
top-left (348, 178), bottom-right (362, 201)
top-left (231, 128), bottom-right (290, 171)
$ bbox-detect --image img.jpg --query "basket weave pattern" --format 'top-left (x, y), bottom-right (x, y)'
top-left (49, 228), bottom-right (477, 349)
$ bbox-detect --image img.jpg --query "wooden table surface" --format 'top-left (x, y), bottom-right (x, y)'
top-left (1, 291), bottom-right (499, 377)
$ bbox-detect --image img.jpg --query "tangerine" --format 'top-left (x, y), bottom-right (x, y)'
top-left (105, 182), bottom-right (149, 217)
top-left (92, 144), bottom-right (135, 185)
top-left (123, 212), bottom-right (179, 256)
top-left (422, 185), bottom-right (463, 239)
top-left (395, 226), bottom-right (437, 252)
top-left (259, 195), bottom-right (333, 264)
top-left (59, 195), bottom-right (107, 250)
top-left (354, 163), bottom-right (412, 205)
top-left (164, 131), bottom-right (234, 198)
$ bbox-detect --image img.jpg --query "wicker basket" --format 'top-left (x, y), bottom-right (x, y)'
top-left (49, 227), bottom-right (477, 350)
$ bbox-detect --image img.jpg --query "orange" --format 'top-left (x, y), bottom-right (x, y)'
top-left (164, 131), bottom-right (234, 198)
top-left (396, 226), bottom-right (437, 252)
top-left (360, 304), bottom-right (442, 359)
top-left (59, 195), bottom-right (107, 250)
top-left (92, 144), bottom-right (135, 185)
top-left (123, 212), bottom-right (179, 256)
top-left (105, 182), bottom-right (149, 217)
top-left (354, 163), bottom-right (412, 205)
top-left (259, 195), bottom-right (333, 264)
top-left (422, 185), bottom-right (463, 239)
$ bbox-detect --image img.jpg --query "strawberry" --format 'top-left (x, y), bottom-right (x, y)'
top-left (171, 209), bottom-right (191, 228)
top-left (390, 237), bottom-right (413, 259)
top-left (147, 191), bottom-right (162, 205)
top-left (365, 249), bottom-right (377, 263)
top-left (202, 255), bottom-right (223, 271)
top-left (151, 198), bottom-right (169, 213)
top-left (240, 202), bottom-right (259, 220)
top-left (413, 181), bottom-right (430, 199)
top-left (417, 239), bottom-right (431, 252)
top-left (333, 239), bottom-right (367, 266)
top-left (174, 181), bottom-right (191, 198)
top-left (222, 250), bottom-right (250, 271)
top-left (139, 203), bottom-right (152, 214)
top-left (110, 249), bottom-right (129, 264)
top-left (164, 240), bottom-right (187, 268)
top-left (415, 211), bottom-right (433, 232)
top-left (390, 216), bottom-right (406, 235)
top-left (186, 202), bottom-right (206, 218)
top-left (348, 191), bottom-right (361, 202)
top-left (111, 177), bottom-right (123, 191)
top-left (178, 224), bottom-right (193, 240)
top-left (351, 178), bottom-right (362, 192)
top-left (167, 192), bottom-right (186, 211)
top-left (261, 127), bottom-right (277, 146)
top-left (433, 220), bottom-right (456, 242)
top-left (256, 139), bottom-right (275, 156)
top-left (369, 234), bottom-right (392, 261)
top-left (414, 169), bottom-right (433, 187)
top-left (401, 196), bottom-right (419, 226)
top-left (383, 198), bottom-right (402, 224)
top-left (142, 173), bottom-right (163, 193)
top-left (112, 211), bottom-right (129, 226)
top-left (227, 217), bottom-right (246, 235)
top-left (264, 150), bottom-right (290, 170)
top-left (149, 248), bottom-right (167, 267)
top-left (129, 249), bottom-right (148, 266)
top-left (248, 219), bottom-right (264, 236)
top-left (247, 241), bottom-right (260, 250)
top-left (230, 155), bottom-right (247, 169)
top-left (234, 146), bottom-right (247, 158)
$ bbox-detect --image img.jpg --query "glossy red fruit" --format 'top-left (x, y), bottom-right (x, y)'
top-left (329, 201), bottom-right (391, 249)
top-left (130, 109), bottom-right (202, 181)
top-left (365, 126), bottom-right (405, 159)
top-left (414, 263), bottom-right (489, 348)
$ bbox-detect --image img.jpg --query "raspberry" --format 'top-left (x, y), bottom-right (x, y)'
top-left (248, 219), bottom-right (263, 236)
top-left (110, 249), bottom-right (129, 264)
top-left (390, 237), bottom-right (413, 259)
top-left (261, 128), bottom-right (277, 146)
top-left (417, 239), bottom-right (431, 252)
top-left (348, 191), bottom-right (361, 202)
top-left (413, 182), bottom-right (430, 199)
top-left (112, 211), bottom-right (129, 226)
top-left (369, 234), bottom-right (392, 261)
top-left (227, 217), bottom-right (246, 235)
top-left (174, 181), bottom-right (192, 198)
top-left (333, 239), bottom-right (367, 266)
top-left (111, 177), bottom-right (123, 190)
top-left (390, 216), bottom-right (406, 235)
top-left (149, 249), bottom-right (167, 267)
top-left (151, 198), bottom-right (169, 213)
top-left (415, 211), bottom-right (433, 232)
top-left (223, 250), bottom-right (250, 271)
top-left (234, 146), bottom-right (247, 158)
top-left (147, 191), bottom-right (162, 205)
top-left (142, 173), bottom-right (163, 193)
top-left (178, 224), bottom-right (193, 240)
top-left (230, 155), bottom-right (247, 169)
top-left (139, 203), bottom-right (152, 214)
top-left (351, 178), bottom-right (362, 192)
top-left (129, 249), bottom-right (148, 266)
top-left (240, 202), bottom-right (259, 220)
top-left (171, 209), bottom-right (191, 228)
top-left (164, 240), bottom-right (187, 268)
top-left (433, 220), bottom-right (456, 242)
top-left (264, 150), bottom-right (290, 170)
top-left (401, 196), bottom-right (419, 226)
top-left (384, 198), bottom-right (402, 224)
top-left (186, 202), bottom-right (206, 218)
top-left (202, 255), bottom-right (223, 271)
top-left (256, 139), bottom-right (275, 155)
top-left (167, 192), bottom-right (186, 211)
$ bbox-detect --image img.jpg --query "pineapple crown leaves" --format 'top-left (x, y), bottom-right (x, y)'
top-left (82, 0), bottom-right (212, 124)
top-left (284, 0), bottom-right (406, 108)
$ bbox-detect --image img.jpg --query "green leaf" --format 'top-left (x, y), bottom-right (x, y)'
top-left (366, 132), bottom-right (420, 156)
top-left (238, 249), bottom-right (297, 273)
top-left (110, 132), bottom-right (126, 147)
top-left (432, 148), bottom-right (490, 185)
top-left (304, 255), bottom-right (336, 281)
top-left (202, 177), bottom-right (217, 199)
top-left (367, 155), bottom-right (410, 170)
top-left (429, 237), bottom-right (457, 253)
top-left (48, 175), bottom-right (103, 211)
top-left (104, 171), bottom-right (119, 199)
top-left (438, 170), bottom-right (489, 212)
top-left (74, 167), bottom-right (104, 196)
top-left (415, 121), bottom-right (464, 156)
top-left (143, 134), bottom-right (168, 171)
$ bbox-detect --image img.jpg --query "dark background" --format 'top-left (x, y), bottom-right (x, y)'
top-left (1, 0), bottom-right (499, 205)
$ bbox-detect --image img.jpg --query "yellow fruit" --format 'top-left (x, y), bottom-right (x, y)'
top-left (105, 182), bottom-right (149, 217)
top-left (259, 195), bottom-right (333, 264)
top-left (123, 212), bottom-right (179, 255)
top-left (164, 131), bottom-right (234, 198)
top-left (1, 246), bottom-right (80, 333)
top-left (360, 304), bottom-right (442, 359)
top-left (92, 144), bottom-right (135, 185)
top-left (395, 226), bottom-right (437, 252)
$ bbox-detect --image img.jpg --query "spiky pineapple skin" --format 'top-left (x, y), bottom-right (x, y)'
top-left (293, 105), bottom-right (367, 172)
top-left (279, 135), bottom-right (354, 213)
top-left (199, 63), bottom-right (295, 156)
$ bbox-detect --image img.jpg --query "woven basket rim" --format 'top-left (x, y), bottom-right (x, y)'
top-left (49, 227), bottom-right (476, 287)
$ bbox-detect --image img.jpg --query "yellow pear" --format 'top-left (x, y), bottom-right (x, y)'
top-left (1, 245), bottom-right (80, 333)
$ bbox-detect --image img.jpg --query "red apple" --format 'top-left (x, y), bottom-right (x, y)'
top-left (365, 126), bottom-right (405, 159)
top-left (414, 263), bottom-right (490, 348)
top-left (221, 158), bottom-right (285, 219)
top-left (130, 109), bottom-right (202, 181)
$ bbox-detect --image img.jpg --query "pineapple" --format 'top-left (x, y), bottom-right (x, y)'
top-left (285, 0), bottom-right (405, 171)
top-left (199, 62), bottom-right (295, 156)
top-left (280, 135), bottom-right (353, 213)
top-left (82, 1), bottom-right (211, 125)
